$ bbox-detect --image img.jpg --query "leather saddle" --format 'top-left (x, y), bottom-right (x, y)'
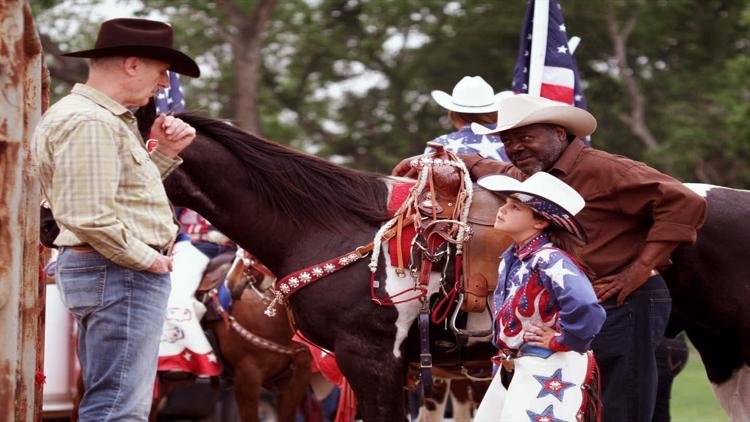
top-left (412, 144), bottom-right (511, 313)
top-left (463, 186), bottom-right (512, 313)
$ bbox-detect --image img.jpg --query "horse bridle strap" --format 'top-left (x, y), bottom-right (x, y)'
top-left (269, 226), bottom-right (402, 303)
top-left (205, 289), bottom-right (306, 355)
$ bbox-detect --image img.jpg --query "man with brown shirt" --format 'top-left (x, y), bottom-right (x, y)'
top-left (393, 94), bottom-right (706, 421)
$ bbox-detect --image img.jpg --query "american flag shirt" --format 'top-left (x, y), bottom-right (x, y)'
top-left (424, 126), bottom-right (509, 162)
top-left (492, 232), bottom-right (605, 354)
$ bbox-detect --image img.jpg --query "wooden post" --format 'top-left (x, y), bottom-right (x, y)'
top-left (0, 1), bottom-right (49, 420)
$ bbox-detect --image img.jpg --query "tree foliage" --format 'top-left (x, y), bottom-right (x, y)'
top-left (33, 0), bottom-right (750, 187)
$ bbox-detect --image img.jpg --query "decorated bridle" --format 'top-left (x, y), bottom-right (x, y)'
top-left (204, 248), bottom-right (307, 356)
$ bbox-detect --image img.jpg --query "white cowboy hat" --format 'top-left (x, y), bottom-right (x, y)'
top-left (477, 172), bottom-right (588, 243)
top-left (431, 76), bottom-right (513, 114)
top-left (471, 94), bottom-right (597, 137)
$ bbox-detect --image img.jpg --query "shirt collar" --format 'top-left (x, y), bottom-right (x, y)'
top-left (513, 231), bottom-right (551, 260)
top-left (71, 83), bottom-right (134, 120)
top-left (551, 138), bottom-right (586, 176)
top-left (457, 125), bottom-right (475, 134)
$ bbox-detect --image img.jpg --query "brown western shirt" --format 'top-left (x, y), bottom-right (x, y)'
top-left (464, 139), bottom-right (707, 280)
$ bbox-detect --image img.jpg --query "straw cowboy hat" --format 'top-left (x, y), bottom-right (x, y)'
top-left (431, 76), bottom-right (514, 114)
top-left (472, 94), bottom-right (596, 137)
top-left (62, 18), bottom-right (200, 78)
top-left (477, 171), bottom-right (588, 243)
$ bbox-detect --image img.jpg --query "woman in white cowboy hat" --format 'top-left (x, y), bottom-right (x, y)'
top-left (474, 171), bottom-right (605, 422)
top-left (425, 76), bottom-right (513, 161)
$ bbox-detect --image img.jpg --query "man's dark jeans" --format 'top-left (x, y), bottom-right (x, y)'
top-left (592, 275), bottom-right (671, 422)
top-left (653, 334), bottom-right (689, 422)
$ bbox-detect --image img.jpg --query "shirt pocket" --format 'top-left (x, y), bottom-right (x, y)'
top-left (129, 145), bottom-right (161, 184)
top-left (57, 264), bottom-right (107, 316)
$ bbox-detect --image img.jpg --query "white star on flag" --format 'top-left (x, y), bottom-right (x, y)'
top-left (559, 24), bottom-right (566, 31)
top-left (543, 259), bottom-right (576, 288)
top-left (467, 135), bottom-right (505, 161)
top-left (445, 136), bottom-right (467, 151)
top-left (557, 45), bottom-right (568, 54)
top-left (182, 351), bottom-right (192, 361)
top-left (208, 353), bottom-right (217, 362)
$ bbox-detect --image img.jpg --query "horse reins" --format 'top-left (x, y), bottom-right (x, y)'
top-left (205, 288), bottom-right (305, 356)
top-left (205, 250), bottom-right (307, 356)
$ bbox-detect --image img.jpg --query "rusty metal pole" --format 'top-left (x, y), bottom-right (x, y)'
top-left (0, 1), bottom-right (49, 421)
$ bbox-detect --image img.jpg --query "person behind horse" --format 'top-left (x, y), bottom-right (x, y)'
top-left (393, 94), bottom-right (707, 421)
top-left (473, 171), bottom-right (606, 420)
top-left (33, 18), bottom-right (200, 421)
top-left (175, 207), bottom-right (236, 259)
top-left (425, 76), bottom-right (513, 161)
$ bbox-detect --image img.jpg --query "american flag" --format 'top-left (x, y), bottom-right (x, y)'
top-left (511, 0), bottom-right (586, 109)
top-left (155, 71), bottom-right (186, 114)
top-left (524, 197), bottom-right (586, 242)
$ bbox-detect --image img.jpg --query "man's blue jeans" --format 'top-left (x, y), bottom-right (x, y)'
top-left (592, 275), bottom-right (672, 422)
top-left (56, 247), bottom-right (171, 421)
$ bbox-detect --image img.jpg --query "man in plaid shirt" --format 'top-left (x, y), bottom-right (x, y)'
top-left (33, 18), bottom-right (200, 421)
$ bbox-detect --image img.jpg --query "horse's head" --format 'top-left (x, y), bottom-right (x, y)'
top-left (198, 250), bottom-right (275, 301)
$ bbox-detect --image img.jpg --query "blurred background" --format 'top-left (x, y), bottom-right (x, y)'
top-left (32, 0), bottom-right (750, 186)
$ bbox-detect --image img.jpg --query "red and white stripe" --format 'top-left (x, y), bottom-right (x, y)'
top-left (541, 66), bottom-right (575, 105)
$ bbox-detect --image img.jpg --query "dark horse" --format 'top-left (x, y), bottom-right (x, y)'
top-left (157, 113), bottom-right (749, 419)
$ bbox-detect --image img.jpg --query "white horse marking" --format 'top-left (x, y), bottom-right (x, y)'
top-left (381, 241), bottom-right (443, 359)
top-left (684, 183), bottom-right (718, 198)
top-left (711, 363), bottom-right (750, 422)
top-left (684, 182), bottom-right (750, 198)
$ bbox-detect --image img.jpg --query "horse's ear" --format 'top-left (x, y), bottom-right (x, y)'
top-left (135, 97), bottom-right (157, 139)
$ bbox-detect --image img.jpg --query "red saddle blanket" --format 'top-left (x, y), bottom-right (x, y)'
top-left (387, 182), bottom-right (417, 267)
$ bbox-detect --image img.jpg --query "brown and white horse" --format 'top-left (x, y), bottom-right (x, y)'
top-left (197, 252), bottom-right (313, 422)
top-left (155, 112), bottom-right (749, 420)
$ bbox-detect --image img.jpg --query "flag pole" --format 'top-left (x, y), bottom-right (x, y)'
top-left (568, 36), bottom-right (581, 55)
top-left (528, 0), bottom-right (549, 96)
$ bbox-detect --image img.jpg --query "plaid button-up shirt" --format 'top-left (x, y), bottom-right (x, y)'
top-left (34, 84), bottom-right (182, 270)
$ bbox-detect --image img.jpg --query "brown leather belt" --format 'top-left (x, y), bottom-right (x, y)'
top-left (68, 244), bottom-right (171, 255)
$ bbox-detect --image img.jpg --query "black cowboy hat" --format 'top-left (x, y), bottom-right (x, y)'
top-left (62, 18), bottom-right (200, 78)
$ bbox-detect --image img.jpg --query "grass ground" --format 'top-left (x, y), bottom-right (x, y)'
top-left (670, 345), bottom-right (727, 422)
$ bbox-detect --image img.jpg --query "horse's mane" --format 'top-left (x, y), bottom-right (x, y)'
top-left (175, 112), bottom-right (389, 229)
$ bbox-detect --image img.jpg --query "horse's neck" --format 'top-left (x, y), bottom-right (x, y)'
top-left (166, 166), bottom-right (295, 273)
top-left (166, 131), bottom-right (395, 275)
top-left (166, 164), bottom-right (388, 276)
